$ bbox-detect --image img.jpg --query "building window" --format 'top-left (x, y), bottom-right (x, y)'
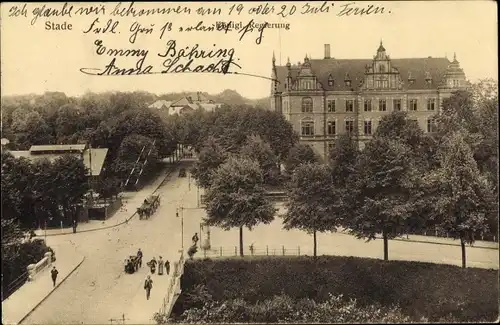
top-left (328, 142), bottom-right (335, 152)
top-left (364, 120), bottom-right (372, 135)
top-left (379, 65), bottom-right (385, 72)
top-left (327, 120), bottom-right (336, 135)
top-left (393, 99), bottom-right (401, 111)
top-left (345, 100), bottom-right (354, 112)
top-left (409, 99), bottom-right (418, 111)
top-left (345, 120), bottom-right (354, 134)
top-left (301, 120), bottom-right (314, 136)
top-left (327, 100), bottom-right (336, 112)
top-left (345, 80), bottom-right (351, 87)
top-left (409, 118), bottom-right (419, 127)
top-left (328, 79), bottom-right (334, 87)
top-left (427, 119), bottom-right (437, 133)
top-left (427, 98), bottom-right (436, 111)
top-left (364, 100), bottom-right (372, 112)
top-left (379, 99), bottom-right (387, 111)
top-left (301, 97), bottom-right (313, 112)
top-left (302, 80), bottom-right (313, 90)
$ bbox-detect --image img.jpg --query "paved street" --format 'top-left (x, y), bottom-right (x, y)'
top-left (21, 161), bottom-right (198, 325)
top-left (197, 204), bottom-right (499, 269)
top-left (20, 161), bottom-right (499, 324)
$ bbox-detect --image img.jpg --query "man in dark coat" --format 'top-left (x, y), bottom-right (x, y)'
top-left (165, 260), bottom-right (170, 275)
top-left (51, 266), bottom-right (59, 287)
top-left (137, 248), bottom-right (143, 268)
top-left (144, 275), bottom-right (153, 300)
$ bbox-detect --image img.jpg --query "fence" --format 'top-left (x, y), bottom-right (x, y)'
top-left (159, 251), bottom-right (185, 317)
top-left (407, 228), bottom-right (498, 242)
top-left (197, 245), bottom-right (303, 258)
top-left (2, 271), bottom-right (29, 301)
top-left (27, 252), bottom-right (53, 281)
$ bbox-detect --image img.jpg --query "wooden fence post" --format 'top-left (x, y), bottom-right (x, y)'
top-left (266, 245), bottom-right (268, 256)
top-left (220, 247), bottom-right (222, 257)
top-left (298, 246), bottom-right (300, 256)
top-left (282, 245), bottom-right (285, 256)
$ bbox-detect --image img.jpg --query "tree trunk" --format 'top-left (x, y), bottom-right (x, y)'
top-left (460, 235), bottom-right (467, 268)
top-left (313, 230), bottom-right (317, 258)
top-left (239, 226), bottom-right (244, 257)
top-left (383, 230), bottom-right (389, 261)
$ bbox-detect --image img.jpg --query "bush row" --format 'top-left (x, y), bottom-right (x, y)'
top-left (172, 256), bottom-right (498, 322)
top-left (165, 293), bottom-right (412, 323)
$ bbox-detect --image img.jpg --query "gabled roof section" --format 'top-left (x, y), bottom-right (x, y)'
top-left (276, 57), bottom-right (451, 91)
top-left (29, 144), bottom-right (87, 153)
top-left (171, 97), bottom-right (193, 106)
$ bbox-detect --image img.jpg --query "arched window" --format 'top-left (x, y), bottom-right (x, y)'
top-left (379, 64), bottom-right (385, 72)
top-left (301, 97), bottom-right (313, 112)
top-left (301, 118), bottom-right (314, 136)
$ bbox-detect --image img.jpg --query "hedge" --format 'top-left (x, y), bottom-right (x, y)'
top-left (172, 255), bottom-right (499, 322)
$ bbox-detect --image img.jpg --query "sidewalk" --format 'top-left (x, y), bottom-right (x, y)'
top-left (34, 162), bottom-right (179, 237)
top-left (123, 252), bottom-right (184, 324)
top-left (2, 243), bottom-right (85, 325)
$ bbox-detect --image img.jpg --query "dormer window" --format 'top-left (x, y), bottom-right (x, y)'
top-left (408, 72), bottom-right (415, 85)
top-left (425, 72), bottom-right (432, 85)
top-left (344, 73), bottom-right (351, 87)
top-left (328, 75), bottom-right (334, 87)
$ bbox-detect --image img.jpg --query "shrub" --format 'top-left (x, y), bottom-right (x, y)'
top-left (172, 256), bottom-right (498, 322)
top-left (165, 293), bottom-right (412, 324)
top-left (2, 239), bottom-right (53, 300)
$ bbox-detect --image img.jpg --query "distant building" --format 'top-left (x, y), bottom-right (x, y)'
top-left (9, 144), bottom-right (108, 181)
top-left (270, 41), bottom-right (468, 159)
top-left (149, 92), bottom-right (222, 115)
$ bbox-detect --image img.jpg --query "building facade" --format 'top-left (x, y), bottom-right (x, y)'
top-left (270, 42), bottom-right (468, 159)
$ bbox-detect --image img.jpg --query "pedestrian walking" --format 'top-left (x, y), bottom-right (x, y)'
top-left (51, 266), bottom-right (58, 287)
top-left (165, 260), bottom-right (170, 275)
top-left (144, 275), bottom-right (153, 300)
top-left (192, 233), bottom-right (199, 246)
top-left (148, 257), bottom-right (157, 274)
top-left (137, 248), bottom-right (143, 268)
top-left (158, 256), bottom-right (164, 275)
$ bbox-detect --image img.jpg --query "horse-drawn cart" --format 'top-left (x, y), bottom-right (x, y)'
top-left (137, 195), bottom-right (160, 220)
top-left (124, 255), bottom-right (141, 274)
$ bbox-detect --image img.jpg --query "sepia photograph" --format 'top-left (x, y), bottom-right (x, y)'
top-left (1, 1), bottom-right (498, 324)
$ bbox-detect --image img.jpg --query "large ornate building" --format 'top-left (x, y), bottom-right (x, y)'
top-left (270, 42), bottom-right (468, 159)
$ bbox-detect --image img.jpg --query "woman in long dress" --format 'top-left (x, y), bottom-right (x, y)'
top-left (148, 257), bottom-right (157, 274)
top-left (158, 256), bottom-right (164, 275)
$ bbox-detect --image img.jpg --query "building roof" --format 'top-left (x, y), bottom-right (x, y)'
top-left (9, 148), bottom-right (108, 176)
top-left (171, 97), bottom-right (193, 106)
top-left (82, 148), bottom-right (109, 176)
top-left (29, 144), bottom-right (87, 153)
top-left (275, 57), bottom-right (452, 92)
top-left (148, 100), bottom-right (172, 110)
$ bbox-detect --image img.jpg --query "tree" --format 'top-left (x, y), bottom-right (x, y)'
top-left (203, 157), bottom-right (275, 257)
top-left (240, 135), bottom-right (278, 185)
top-left (1, 152), bottom-right (35, 228)
top-left (421, 130), bottom-right (493, 268)
top-left (283, 163), bottom-right (337, 257)
top-left (329, 134), bottom-right (358, 184)
top-left (113, 134), bottom-right (159, 181)
top-left (191, 137), bottom-right (227, 189)
top-left (31, 158), bottom-right (60, 228)
top-left (284, 143), bottom-right (319, 174)
top-left (52, 155), bottom-right (89, 225)
top-left (347, 137), bottom-right (418, 261)
top-left (328, 134), bottom-right (359, 231)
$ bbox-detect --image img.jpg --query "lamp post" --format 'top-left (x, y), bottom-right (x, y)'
top-left (176, 206), bottom-right (184, 255)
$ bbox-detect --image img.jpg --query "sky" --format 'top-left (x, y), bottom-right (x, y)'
top-left (1, 1), bottom-right (497, 99)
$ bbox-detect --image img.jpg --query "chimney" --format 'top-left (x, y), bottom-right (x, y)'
top-left (324, 44), bottom-right (331, 59)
